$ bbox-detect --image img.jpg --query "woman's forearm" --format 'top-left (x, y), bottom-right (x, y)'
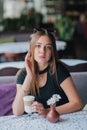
top-left (12, 75), bottom-right (32, 116)
top-left (56, 101), bottom-right (82, 115)
top-left (12, 87), bottom-right (28, 116)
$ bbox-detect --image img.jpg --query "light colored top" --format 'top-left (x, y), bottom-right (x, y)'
top-left (0, 110), bottom-right (87, 130)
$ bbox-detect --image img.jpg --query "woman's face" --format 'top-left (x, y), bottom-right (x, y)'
top-left (34, 35), bottom-right (52, 67)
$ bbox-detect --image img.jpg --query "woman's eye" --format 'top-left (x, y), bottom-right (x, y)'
top-left (46, 45), bottom-right (52, 50)
top-left (35, 44), bottom-right (41, 48)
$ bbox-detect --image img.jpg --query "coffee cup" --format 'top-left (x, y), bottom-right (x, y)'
top-left (23, 95), bottom-right (35, 114)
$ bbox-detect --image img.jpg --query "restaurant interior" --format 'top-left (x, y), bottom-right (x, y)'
top-left (0, 1), bottom-right (87, 126)
top-left (0, 0), bottom-right (87, 62)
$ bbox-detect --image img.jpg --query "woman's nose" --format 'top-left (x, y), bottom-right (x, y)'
top-left (40, 46), bottom-right (45, 53)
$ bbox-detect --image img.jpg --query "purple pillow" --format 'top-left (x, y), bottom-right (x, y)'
top-left (0, 82), bottom-right (16, 116)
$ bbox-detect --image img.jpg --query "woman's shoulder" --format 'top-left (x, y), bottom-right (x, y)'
top-left (56, 60), bottom-right (70, 84)
top-left (56, 60), bottom-right (68, 70)
top-left (16, 68), bottom-right (27, 84)
top-left (16, 68), bottom-right (26, 77)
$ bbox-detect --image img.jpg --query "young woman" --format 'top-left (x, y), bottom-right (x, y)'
top-left (12, 28), bottom-right (82, 116)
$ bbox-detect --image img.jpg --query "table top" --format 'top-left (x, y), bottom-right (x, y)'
top-left (61, 59), bottom-right (87, 66)
top-left (0, 59), bottom-right (87, 69)
top-left (0, 41), bottom-right (66, 54)
top-left (0, 61), bottom-right (25, 69)
top-left (0, 42), bottom-right (29, 54)
top-left (0, 110), bottom-right (87, 130)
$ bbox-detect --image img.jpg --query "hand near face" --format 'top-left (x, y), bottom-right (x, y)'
top-left (32, 101), bottom-right (48, 117)
top-left (25, 52), bottom-right (33, 76)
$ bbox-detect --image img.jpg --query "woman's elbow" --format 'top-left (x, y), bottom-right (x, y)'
top-left (74, 100), bottom-right (83, 111)
top-left (12, 109), bottom-right (24, 116)
top-left (12, 105), bottom-right (24, 116)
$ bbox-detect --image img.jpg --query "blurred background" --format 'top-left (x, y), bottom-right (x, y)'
top-left (0, 0), bottom-right (87, 62)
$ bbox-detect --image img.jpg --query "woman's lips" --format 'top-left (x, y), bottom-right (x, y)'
top-left (39, 55), bottom-right (46, 59)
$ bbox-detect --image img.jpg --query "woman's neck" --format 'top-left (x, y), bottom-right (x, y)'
top-left (38, 63), bottom-right (49, 71)
top-left (39, 66), bottom-right (49, 74)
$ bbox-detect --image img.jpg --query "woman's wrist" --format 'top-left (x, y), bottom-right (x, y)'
top-left (22, 87), bottom-right (30, 94)
top-left (21, 87), bottom-right (30, 95)
top-left (21, 75), bottom-right (31, 95)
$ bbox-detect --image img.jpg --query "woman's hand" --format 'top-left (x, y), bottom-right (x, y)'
top-left (25, 52), bottom-right (33, 76)
top-left (32, 101), bottom-right (49, 117)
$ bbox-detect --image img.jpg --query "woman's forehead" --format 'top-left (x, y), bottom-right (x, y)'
top-left (37, 35), bottom-right (52, 43)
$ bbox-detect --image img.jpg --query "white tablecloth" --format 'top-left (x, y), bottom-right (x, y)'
top-left (0, 61), bottom-right (25, 69)
top-left (0, 111), bottom-right (87, 130)
top-left (0, 59), bottom-right (87, 69)
top-left (0, 42), bottom-right (29, 54)
top-left (0, 41), bottom-right (66, 54)
top-left (60, 59), bottom-right (87, 66)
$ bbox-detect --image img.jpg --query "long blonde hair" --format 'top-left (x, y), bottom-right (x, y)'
top-left (28, 28), bottom-right (58, 95)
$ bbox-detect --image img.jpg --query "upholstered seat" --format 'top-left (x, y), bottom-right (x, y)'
top-left (0, 67), bottom-right (19, 76)
top-left (71, 72), bottom-right (87, 107)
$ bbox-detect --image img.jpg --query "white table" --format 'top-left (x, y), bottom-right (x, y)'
top-left (0, 42), bottom-right (29, 54)
top-left (0, 110), bottom-right (87, 130)
top-left (0, 41), bottom-right (66, 54)
top-left (0, 59), bottom-right (87, 69)
top-left (56, 40), bottom-right (66, 51)
top-left (0, 61), bottom-right (25, 69)
top-left (60, 59), bottom-right (87, 66)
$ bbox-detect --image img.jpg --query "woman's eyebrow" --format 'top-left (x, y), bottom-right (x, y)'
top-left (36, 42), bottom-right (41, 44)
top-left (36, 42), bottom-right (52, 45)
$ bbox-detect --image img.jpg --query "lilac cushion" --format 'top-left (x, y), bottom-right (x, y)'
top-left (0, 82), bottom-right (16, 116)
